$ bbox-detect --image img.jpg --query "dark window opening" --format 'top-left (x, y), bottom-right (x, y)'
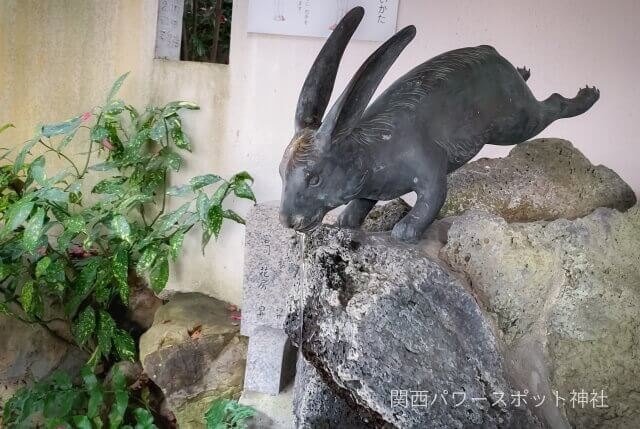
top-left (181, 0), bottom-right (233, 64)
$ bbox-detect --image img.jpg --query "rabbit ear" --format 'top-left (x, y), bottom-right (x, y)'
top-left (294, 7), bottom-right (364, 132)
top-left (317, 25), bottom-right (416, 140)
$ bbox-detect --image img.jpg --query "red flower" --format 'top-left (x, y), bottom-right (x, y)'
top-left (81, 111), bottom-right (92, 122)
top-left (102, 138), bottom-right (114, 150)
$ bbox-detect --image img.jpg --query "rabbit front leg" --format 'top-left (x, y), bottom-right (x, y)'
top-left (391, 174), bottom-right (447, 242)
top-left (337, 198), bottom-right (377, 228)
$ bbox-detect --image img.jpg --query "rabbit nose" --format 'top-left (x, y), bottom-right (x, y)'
top-left (279, 212), bottom-right (293, 228)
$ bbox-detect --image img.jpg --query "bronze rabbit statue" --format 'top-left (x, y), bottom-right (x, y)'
top-left (279, 7), bottom-right (599, 242)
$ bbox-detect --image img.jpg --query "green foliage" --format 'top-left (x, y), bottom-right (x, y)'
top-left (1, 74), bottom-right (254, 428)
top-left (0, 73), bottom-right (254, 367)
top-left (204, 398), bottom-right (255, 429)
top-left (181, 0), bottom-right (233, 64)
top-left (2, 366), bottom-right (157, 429)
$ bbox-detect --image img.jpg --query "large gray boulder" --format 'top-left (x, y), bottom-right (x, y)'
top-left (284, 201), bottom-right (640, 428)
top-left (285, 225), bottom-right (541, 428)
top-left (293, 357), bottom-right (372, 428)
top-left (439, 138), bottom-right (636, 222)
top-left (0, 315), bottom-right (85, 405)
top-left (441, 205), bottom-right (640, 429)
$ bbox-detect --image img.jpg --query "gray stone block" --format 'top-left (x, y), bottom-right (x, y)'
top-left (241, 202), bottom-right (301, 395)
top-left (241, 202), bottom-right (302, 337)
top-left (244, 326), bottom-right (297, 395)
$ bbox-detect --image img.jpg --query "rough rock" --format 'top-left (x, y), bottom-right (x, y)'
top-left (441, 205), bottom-right (640, 429)
top-left (285, 226), bottom-right (541, 428)
top-left (139, 293), bottom-right (247, 429)
top-left (361, 198), bottom-right (411, 232)
top-left (439, 138), bottom-right (636, 222)
top-left (0, 314), bottom-right (86, 405)
top-left (293, 357), bottom-right (371, 428)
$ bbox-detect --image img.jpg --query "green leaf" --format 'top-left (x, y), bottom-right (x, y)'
top-left (153, 203), bottom-right (190, 235)
top-left (90, 125), bottom-right (109, 142)
top-left (149, 255), bottom-right (169, 293)
top-left (233, 180), bottom-right (256, 202)
top-left (23, 207), bottom-right (45, 252)
top-left (111, 365), bottom-right (127, 391)
top-left (0, 200), bottom-right (34, 236)
top-left (73, 415), bottom-right (93, 429)
top-left (73, 306), bottom-right (96, 346)
top-left (94, 266), bottom-right (114, 305)
top-left (164, 149), bottom-right (182, 171)
top-left (231, 171), bottom-right (254, 183)
top-left (20, 281), bottom-right (36, 314)
top-left (43, 389), bottom-right (79, 419)
top-left (133, 408), bottom-right (157, 429)
top-left (57, 128), bottom-right (78, 150)
top-left (83, 367), bottom-right (103, 419)
top-left (35, 256), bottom-right (52, 278)
top-left (201, 229), bottom-right (213, 254)
top-left (105, 99), bottom-right (125, 114)
top-left (13, 137), bottom-right (39, 173)
top-left (81, 365), bottom-right (99, 390)
top-left (108, 390), bottom-right (129, 429)
top-left (169, 231), bottom-right (186, 260)
top-left (125, 104), bottom-right (139, 119)
top-left (162, 100), bottom-right (199, 117)
top-left (28, 155), bottom-right (46, 185)
top-left (89, 161), bottom-right (119, 171)
top-left (123, 129), bottom-right (150, 163)
top-left (149, 120), bottom-right (166, 142)
top-left (42, 116), bottom-right (82, 138)
top-left (40, 188), bottom-right (69, 203)
top-left (197, 192), bottom-right (212, 221)
top-left (106, 72), bottom-right (130, 103)
top-left (113, 329), bottom-right (136, 362)
top-left (0, 123), bottom-right (15, 134)
top-left (210, 182), bottom-right (230, 206)
top-left (64, 213), bottom-right (85, 234)
top-left (117, 193), bottom-right (153, 210)
top-left (92, 177), bottom-right (125, 194)
top-left (206, 205), bottom-right (224, 238)
top-left (69, 191), bottom-right (82, 204)
top-left (136, 246), bottom-right (158, 274)
top-left (0, 301), bottom-right (10, 316)
top-left (190, 174), bottom-right (222, 190)
top-left (204, 398), bottom-right (227, 429)
top-left (165, 184), bottom-right (192, 196)
top-left (113, 248), bottom-right (129, 304)
top-left (205, 399), bottom-right (255, 429)
top-left (222, 209), bottom-right (245, 225)
top-left (111, 215), bottom-right (131, 243)
top-left (97, 310), bottom-right (116, 356)
top-left (65, 258), bottom-right (100, 316)
top-left (170, 126), bottom-right (192, 152)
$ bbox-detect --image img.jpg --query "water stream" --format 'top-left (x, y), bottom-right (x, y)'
top-left (297, 232), bottom-right (306, 360)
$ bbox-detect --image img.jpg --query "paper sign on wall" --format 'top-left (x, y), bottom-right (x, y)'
top-left (247, 0), bottom-right (399, 42)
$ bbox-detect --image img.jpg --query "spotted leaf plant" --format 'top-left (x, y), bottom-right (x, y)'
top-left (0, 73), bottom-right (254, 368)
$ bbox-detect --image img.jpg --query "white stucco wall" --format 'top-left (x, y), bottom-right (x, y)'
top-left (1, 0), bottom-right (638, 305)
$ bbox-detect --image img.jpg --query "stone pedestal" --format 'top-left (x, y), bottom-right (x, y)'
top-left (241, 202), bottom-right (300, 395)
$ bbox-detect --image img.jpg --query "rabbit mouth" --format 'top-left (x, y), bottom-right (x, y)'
top-left (294, 215), bottom-right (324, 233)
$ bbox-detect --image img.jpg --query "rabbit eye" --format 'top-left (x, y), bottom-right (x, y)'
top-left (308, 174), bottom-right (321, 187)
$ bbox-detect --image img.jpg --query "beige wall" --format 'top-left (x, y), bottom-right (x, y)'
top-left (1, 0), bottom-right (638, 305)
